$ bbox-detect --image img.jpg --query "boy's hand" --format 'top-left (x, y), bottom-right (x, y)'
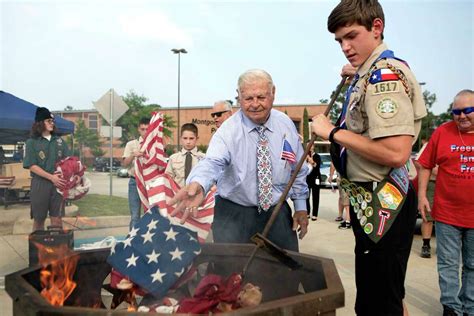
top-left (341, 64), bottom-right (357, 81)
top-left (169, 182), bottom-right (205, 223)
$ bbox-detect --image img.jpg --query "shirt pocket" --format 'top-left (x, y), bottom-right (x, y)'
top-left (272, 159), bottom-right (291, 186)
top-left (347, 94), bottom-right (368, 133)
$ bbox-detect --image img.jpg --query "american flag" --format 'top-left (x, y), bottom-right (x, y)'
top-left (134, 112), bottom-right (168, 210)
top-left (134, 112), bottom-right (214, 242)
top-left (280, 139), bottom-right (297, 163)
top-left (107, 208), bottom-right (201, 298)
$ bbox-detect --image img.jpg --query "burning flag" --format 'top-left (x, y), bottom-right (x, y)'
top-left (107, 208), bottom-right (201, 298)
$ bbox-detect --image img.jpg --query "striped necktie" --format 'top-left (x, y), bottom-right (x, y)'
top-left (256, 126), bottom-right (272, 213)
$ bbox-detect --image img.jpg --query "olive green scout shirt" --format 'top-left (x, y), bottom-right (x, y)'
top-left (23, 135), bottom-right (70, 175)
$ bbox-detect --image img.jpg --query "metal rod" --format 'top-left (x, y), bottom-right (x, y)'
top-left (242, 76), bottom-right (347, 277)
top-left (109, 89), bottom-right (114, 197)
top-left (177, 53), bottom-right (181, 151)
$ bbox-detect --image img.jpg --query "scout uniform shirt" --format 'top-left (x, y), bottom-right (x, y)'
top-left (345, 43), bottom-right (427, 182)
top-left (165, 147), bottom-right (205, 188)
top-left (123, 138), bottom-right (142, 177)
top-left (23, 135), bottom-right (70, 175)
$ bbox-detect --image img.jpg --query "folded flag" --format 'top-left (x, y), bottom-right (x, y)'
top-left (280, 139), bottom-right (297, 164)
top-left (369, 68), bottom-right (398, 84)
top-left (55, 156), bottom-right (91, 200)
top-left (107, 207), bottom-right (201, 298)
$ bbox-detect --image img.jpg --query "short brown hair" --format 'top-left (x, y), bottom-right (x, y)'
top-left (328, 0), bottom-right (385, 39)
top-left (181, 123), bottom-right (198, 136)
top-left (30, 121), bottom-right (57, 138)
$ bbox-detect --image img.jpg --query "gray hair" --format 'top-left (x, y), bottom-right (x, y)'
top-left (213, 100), bottom-right (233, 111)
top-left (454, 89), bottom-right (474, 105)
top-left (237, 69), bottom-right (274, 94)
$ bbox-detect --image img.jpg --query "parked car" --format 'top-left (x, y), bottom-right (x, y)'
top-left (117, 167), bottom-right (129, 178)
top-left (93, 157), bottom-right (121, 172)
top-left (318, 153), bottom-right (338, 188)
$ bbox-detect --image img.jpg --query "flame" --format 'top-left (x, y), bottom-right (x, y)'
top-left (36, 243), bottom-right (78, 306)
top-left (76, 216), bottom-right (97, 227)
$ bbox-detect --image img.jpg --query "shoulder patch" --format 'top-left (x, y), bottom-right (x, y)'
top-left (376, 98), bottom-right (399, 118)
top-left (369, 68), bottom-right (398, 84)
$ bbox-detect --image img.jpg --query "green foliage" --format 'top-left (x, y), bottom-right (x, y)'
top-left (303, 108), bottom-right (309, 144)
top-left (321, 83), bottom-right (348, 124)
top-left (197, 144), bottom-right (208, 153)
top-left (73, 119), bottom-right (104, 160)
top-left (116, 90), bottom-right (176, 145)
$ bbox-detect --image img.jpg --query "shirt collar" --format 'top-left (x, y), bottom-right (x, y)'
top-left (240, 109), bottom-right (275, 134)
top-left (357, 42), bottom-right (388, 78)
top-left (181, 147), bottom-right (198, 155)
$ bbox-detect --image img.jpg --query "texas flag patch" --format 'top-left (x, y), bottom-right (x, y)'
top-left (369, 68), bottom-right (398, 84)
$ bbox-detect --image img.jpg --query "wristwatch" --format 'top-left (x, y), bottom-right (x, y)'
top-left (329, 126), bottom-right (341, 143)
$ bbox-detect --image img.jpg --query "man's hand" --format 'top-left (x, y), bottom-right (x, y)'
top-left (292, 211), bottom-right (308, 239)
top-left (418, 195), bottom-right (431, 222)
top-left (311, 114), bottom-right (335, 140)
top-left (133, 149), bottom-right (144, 158)
top-left (50, 173), bottom-right (66, 189)
top-left (169, 182), bottom-right (205, 224)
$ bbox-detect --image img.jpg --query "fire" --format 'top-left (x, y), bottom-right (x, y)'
top-left (36, 243), bottom-right (78, 306)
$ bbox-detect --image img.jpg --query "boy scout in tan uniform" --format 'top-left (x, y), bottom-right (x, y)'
top-left (312, 1), bottom-right (427, 315)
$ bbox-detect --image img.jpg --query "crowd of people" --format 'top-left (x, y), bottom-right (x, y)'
top-left (20, 1), bottom-right (473, 315)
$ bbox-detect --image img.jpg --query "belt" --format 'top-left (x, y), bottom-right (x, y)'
top-left (130, 176), bottom-right (135, 179)
top-left (352, 181), bottom-right (379, 193)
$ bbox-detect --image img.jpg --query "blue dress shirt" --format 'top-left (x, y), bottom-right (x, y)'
top-left (188, 109), bottom-right (309, 211)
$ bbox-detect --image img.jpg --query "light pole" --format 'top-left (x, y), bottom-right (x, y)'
top-left (171, 48), bottom-right (187, 151)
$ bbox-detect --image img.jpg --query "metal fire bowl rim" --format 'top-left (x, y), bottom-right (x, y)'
top-left (6, 243), bottom-right (345, 315)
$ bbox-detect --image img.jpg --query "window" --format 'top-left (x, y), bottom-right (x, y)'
top-left (89, 114), bottom-right (98, 131)
top-left (292, 120), bottom-right (300, 133)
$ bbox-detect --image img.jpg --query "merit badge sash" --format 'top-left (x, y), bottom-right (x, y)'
top-left (340, 166), bottom-right (409, 243)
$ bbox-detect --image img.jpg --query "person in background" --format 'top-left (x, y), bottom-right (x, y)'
top-left (211, 100), bottom-right (233, 129)
top-left (417, 89), bottom-right (474, 316)
top-left (122, 117), bottom-right (150, 229)
top-left (23, 107), bottom-right (70, 231)
top-left (170, 69), bottom-right (309, 252)
top-left (306, 152), bottom-right (321, 221)
top-left (311, 0), bottom-right (427, 314)
top-left (165, 123), bottom-right (205, 188)
top-left (329, 162), bottom-right (351, 229)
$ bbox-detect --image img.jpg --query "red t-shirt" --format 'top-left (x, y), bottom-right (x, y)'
top-left (417, 121), bottom-right (474, 228)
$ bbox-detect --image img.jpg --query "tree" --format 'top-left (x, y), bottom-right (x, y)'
top-left (73, 119), bottom-right (105, 161)
top-left (303, 108), bottom-right (309, 144)
top-left (321, 83), bottom-right (349, 124)
top-left (116, 90), bottom-right (175, 145)
top-left (417, 90), bottom-right (438, 149)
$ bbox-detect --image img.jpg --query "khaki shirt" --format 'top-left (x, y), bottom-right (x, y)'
top-left (122, 138), bottom-right (141, 176)
top-left (345, 43), bottom-right (427, 181)
top-left (165, 147), bottom-right (205, 187)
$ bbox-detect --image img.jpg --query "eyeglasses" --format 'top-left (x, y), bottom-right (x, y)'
top-left (45, 119), bottom-right (55, 124)
top-left (451, 107), bottom-right (474, 116)
top-left (211, 111), bottom-right (230, 118)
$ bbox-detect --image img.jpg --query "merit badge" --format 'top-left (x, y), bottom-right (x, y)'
top-left (357, 210), bottom-right (363, 220)
top-left (350, 196), bottom-right (356, 206)
top-left (365, 206), bottom-right (374, 218)
top-left (39, 151), bottom-right (46, 160)
top-left (361, 200), bottom-right (367, 210)
top-left (389, 167), bottom-right (409, 194)
top-left (377, 183), bottom-right (403, 210)
top-left (364, 223), bottom-right (374, 235)
top-left (57, 138), bottom-right (63, 145)
top-left (376, 98), bottom-right (399, 119)
top-left (354, 203), bottom-right (360, 212)
top-left (364, 192), bottom-right (372, 202)
top-left (357, 194), bottom-right (364, 204)
top-left (352, 188), bottom-right (358, 197)
top-left (58, 150), bottom-right (62, 158)
top-left (360, 216), bottom-right (367, 226)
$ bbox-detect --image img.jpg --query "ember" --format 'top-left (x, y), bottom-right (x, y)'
top-left (36, 243), bottom-right (78, 306)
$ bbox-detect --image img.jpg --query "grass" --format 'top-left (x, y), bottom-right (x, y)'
top-left (73, 194), bottom-right (129, 217)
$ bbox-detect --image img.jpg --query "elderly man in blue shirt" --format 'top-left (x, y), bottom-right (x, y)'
top-left (170, 69), bottom-right (309, 251)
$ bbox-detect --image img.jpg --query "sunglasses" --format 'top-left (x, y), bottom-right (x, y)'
top-left (211, 110), bottom-right (230, 118)
top-left (451, 107), bottom-right (474, 116)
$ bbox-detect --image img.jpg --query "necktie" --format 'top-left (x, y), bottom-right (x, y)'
top-left (256, 126), bottom-right (272, 213)
top-left (184, 152), bottom-right (192, 180)
top-left (337, 74), bottom-right (359, 177)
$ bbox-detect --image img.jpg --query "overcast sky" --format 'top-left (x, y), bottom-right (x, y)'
top-left (1, 0), bottom-right (472, 115)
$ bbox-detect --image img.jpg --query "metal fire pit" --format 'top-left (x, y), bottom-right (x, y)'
top-left (6, 243), bottom-right (344, 315)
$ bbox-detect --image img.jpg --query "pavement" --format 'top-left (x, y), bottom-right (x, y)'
top-left (0, 172), bottom-right (442, 315)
